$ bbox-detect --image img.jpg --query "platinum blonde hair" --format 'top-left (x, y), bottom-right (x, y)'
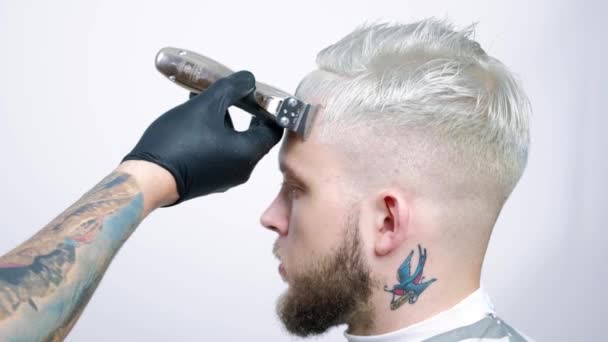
top-left (296, 18), bottom-right (531, 202)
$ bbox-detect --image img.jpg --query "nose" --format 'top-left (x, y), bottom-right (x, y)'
top-left (260, 193), bottom-right (289, 236)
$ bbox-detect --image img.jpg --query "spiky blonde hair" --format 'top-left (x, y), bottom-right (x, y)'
top-left (296, 18), bottom-right (531, 202)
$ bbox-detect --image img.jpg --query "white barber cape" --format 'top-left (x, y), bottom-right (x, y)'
top-left (344, 286), bottom-right (534, 342)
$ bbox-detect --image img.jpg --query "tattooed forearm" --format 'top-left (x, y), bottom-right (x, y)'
top-left (0, 172), bottom-right (144, 341)
top-left (0, 240), bottom-right (76, 319)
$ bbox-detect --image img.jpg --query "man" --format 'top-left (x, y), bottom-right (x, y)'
top-left (0, 18), bottom-right (533, 342)
top-left (260, 19), bottom-right (535, 341)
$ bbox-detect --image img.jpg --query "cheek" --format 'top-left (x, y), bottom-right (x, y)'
top-left (283, 188), bottom-right (347, 271)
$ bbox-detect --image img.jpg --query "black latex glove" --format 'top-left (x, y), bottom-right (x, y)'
top-left (122, 70), bottom-right (284, 205)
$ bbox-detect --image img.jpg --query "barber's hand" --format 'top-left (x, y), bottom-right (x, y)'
top-left (122, 70), bottom-right (284, 205)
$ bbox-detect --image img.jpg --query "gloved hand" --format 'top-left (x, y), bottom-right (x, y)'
top-left (122, 70), bottom-right (284, 205)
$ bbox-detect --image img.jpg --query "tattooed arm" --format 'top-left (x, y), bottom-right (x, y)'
top-left (0, 161), bottom-right (178, 341)
top-left (0, 71), bottom-right (282, 341)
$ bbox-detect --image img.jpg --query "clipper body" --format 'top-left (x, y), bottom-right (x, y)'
top-left (155, 47), bottom-right (316, 137)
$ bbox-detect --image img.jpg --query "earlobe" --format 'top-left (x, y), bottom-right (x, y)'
top-left (374, 193), bottom-right (409, 257)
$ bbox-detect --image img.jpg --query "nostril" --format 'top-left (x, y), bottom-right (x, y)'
top-left (260, 215), bottom-right (278, 233)
top-left (260, 217), bottom-right (286, 236)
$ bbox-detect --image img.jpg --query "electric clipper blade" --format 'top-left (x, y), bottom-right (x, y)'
top-left (155, 47), bottom-right (318, 139)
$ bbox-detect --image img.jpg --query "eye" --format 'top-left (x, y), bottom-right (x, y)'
top-left (280, 180), bottom-right (301, 200)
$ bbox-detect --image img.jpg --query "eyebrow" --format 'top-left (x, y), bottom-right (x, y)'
top-left (279, 160), bottom-right (306, 184)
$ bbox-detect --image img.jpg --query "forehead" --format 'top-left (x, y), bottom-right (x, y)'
top-left (278, 88), bottom-right (344, 177)
top-left (278, 131), bottom-right (342, 182)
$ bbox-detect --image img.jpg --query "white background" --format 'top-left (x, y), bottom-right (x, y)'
top-left (0, 1), bottom-right (605, 341)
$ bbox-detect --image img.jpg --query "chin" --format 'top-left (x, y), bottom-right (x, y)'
top-left (276, 210), bottom-right (374, 337)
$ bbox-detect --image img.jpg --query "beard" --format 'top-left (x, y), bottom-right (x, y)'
top-left (276, 209), bottom-right (375, 337)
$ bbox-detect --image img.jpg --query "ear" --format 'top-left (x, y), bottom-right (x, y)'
top-left (373, 191), bottom-right (410, 257)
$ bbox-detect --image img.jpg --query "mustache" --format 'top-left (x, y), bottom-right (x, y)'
top-left (273, 240), bottom-right (281, 260)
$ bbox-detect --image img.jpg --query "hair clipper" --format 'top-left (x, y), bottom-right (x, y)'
top-left (155, 47), bottom-right (317, 138)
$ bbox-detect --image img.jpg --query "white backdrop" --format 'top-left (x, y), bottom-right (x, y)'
top-left (0, 1), bottom-right (605, 341)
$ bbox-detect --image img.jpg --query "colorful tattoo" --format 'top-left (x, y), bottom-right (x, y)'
top-left (0, 172), bottom-right (143, 341)
top-left (384, 244), bottom-right (437, 310)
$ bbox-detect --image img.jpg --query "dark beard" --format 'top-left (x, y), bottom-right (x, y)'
top-left (276, 210), bottom-right (375, 337)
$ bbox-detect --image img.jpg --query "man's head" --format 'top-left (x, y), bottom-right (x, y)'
top-left (260, 18), bottom-right (530, 336)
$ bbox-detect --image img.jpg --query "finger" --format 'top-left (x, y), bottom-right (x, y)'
top-left (239, 116), bottom-right (284, 159)
top-left (224, 110), bottom-right (234, 130)
top-left (205, 70), bottom-right (256, 109)
top-left (185, 71), bottom-right (254, 129)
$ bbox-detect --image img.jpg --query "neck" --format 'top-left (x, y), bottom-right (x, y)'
top-left (347, 248), bottom-right (482, 336)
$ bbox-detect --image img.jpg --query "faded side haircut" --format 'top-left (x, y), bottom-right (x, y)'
top-left (296, 18), bottom-right (531, 203)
